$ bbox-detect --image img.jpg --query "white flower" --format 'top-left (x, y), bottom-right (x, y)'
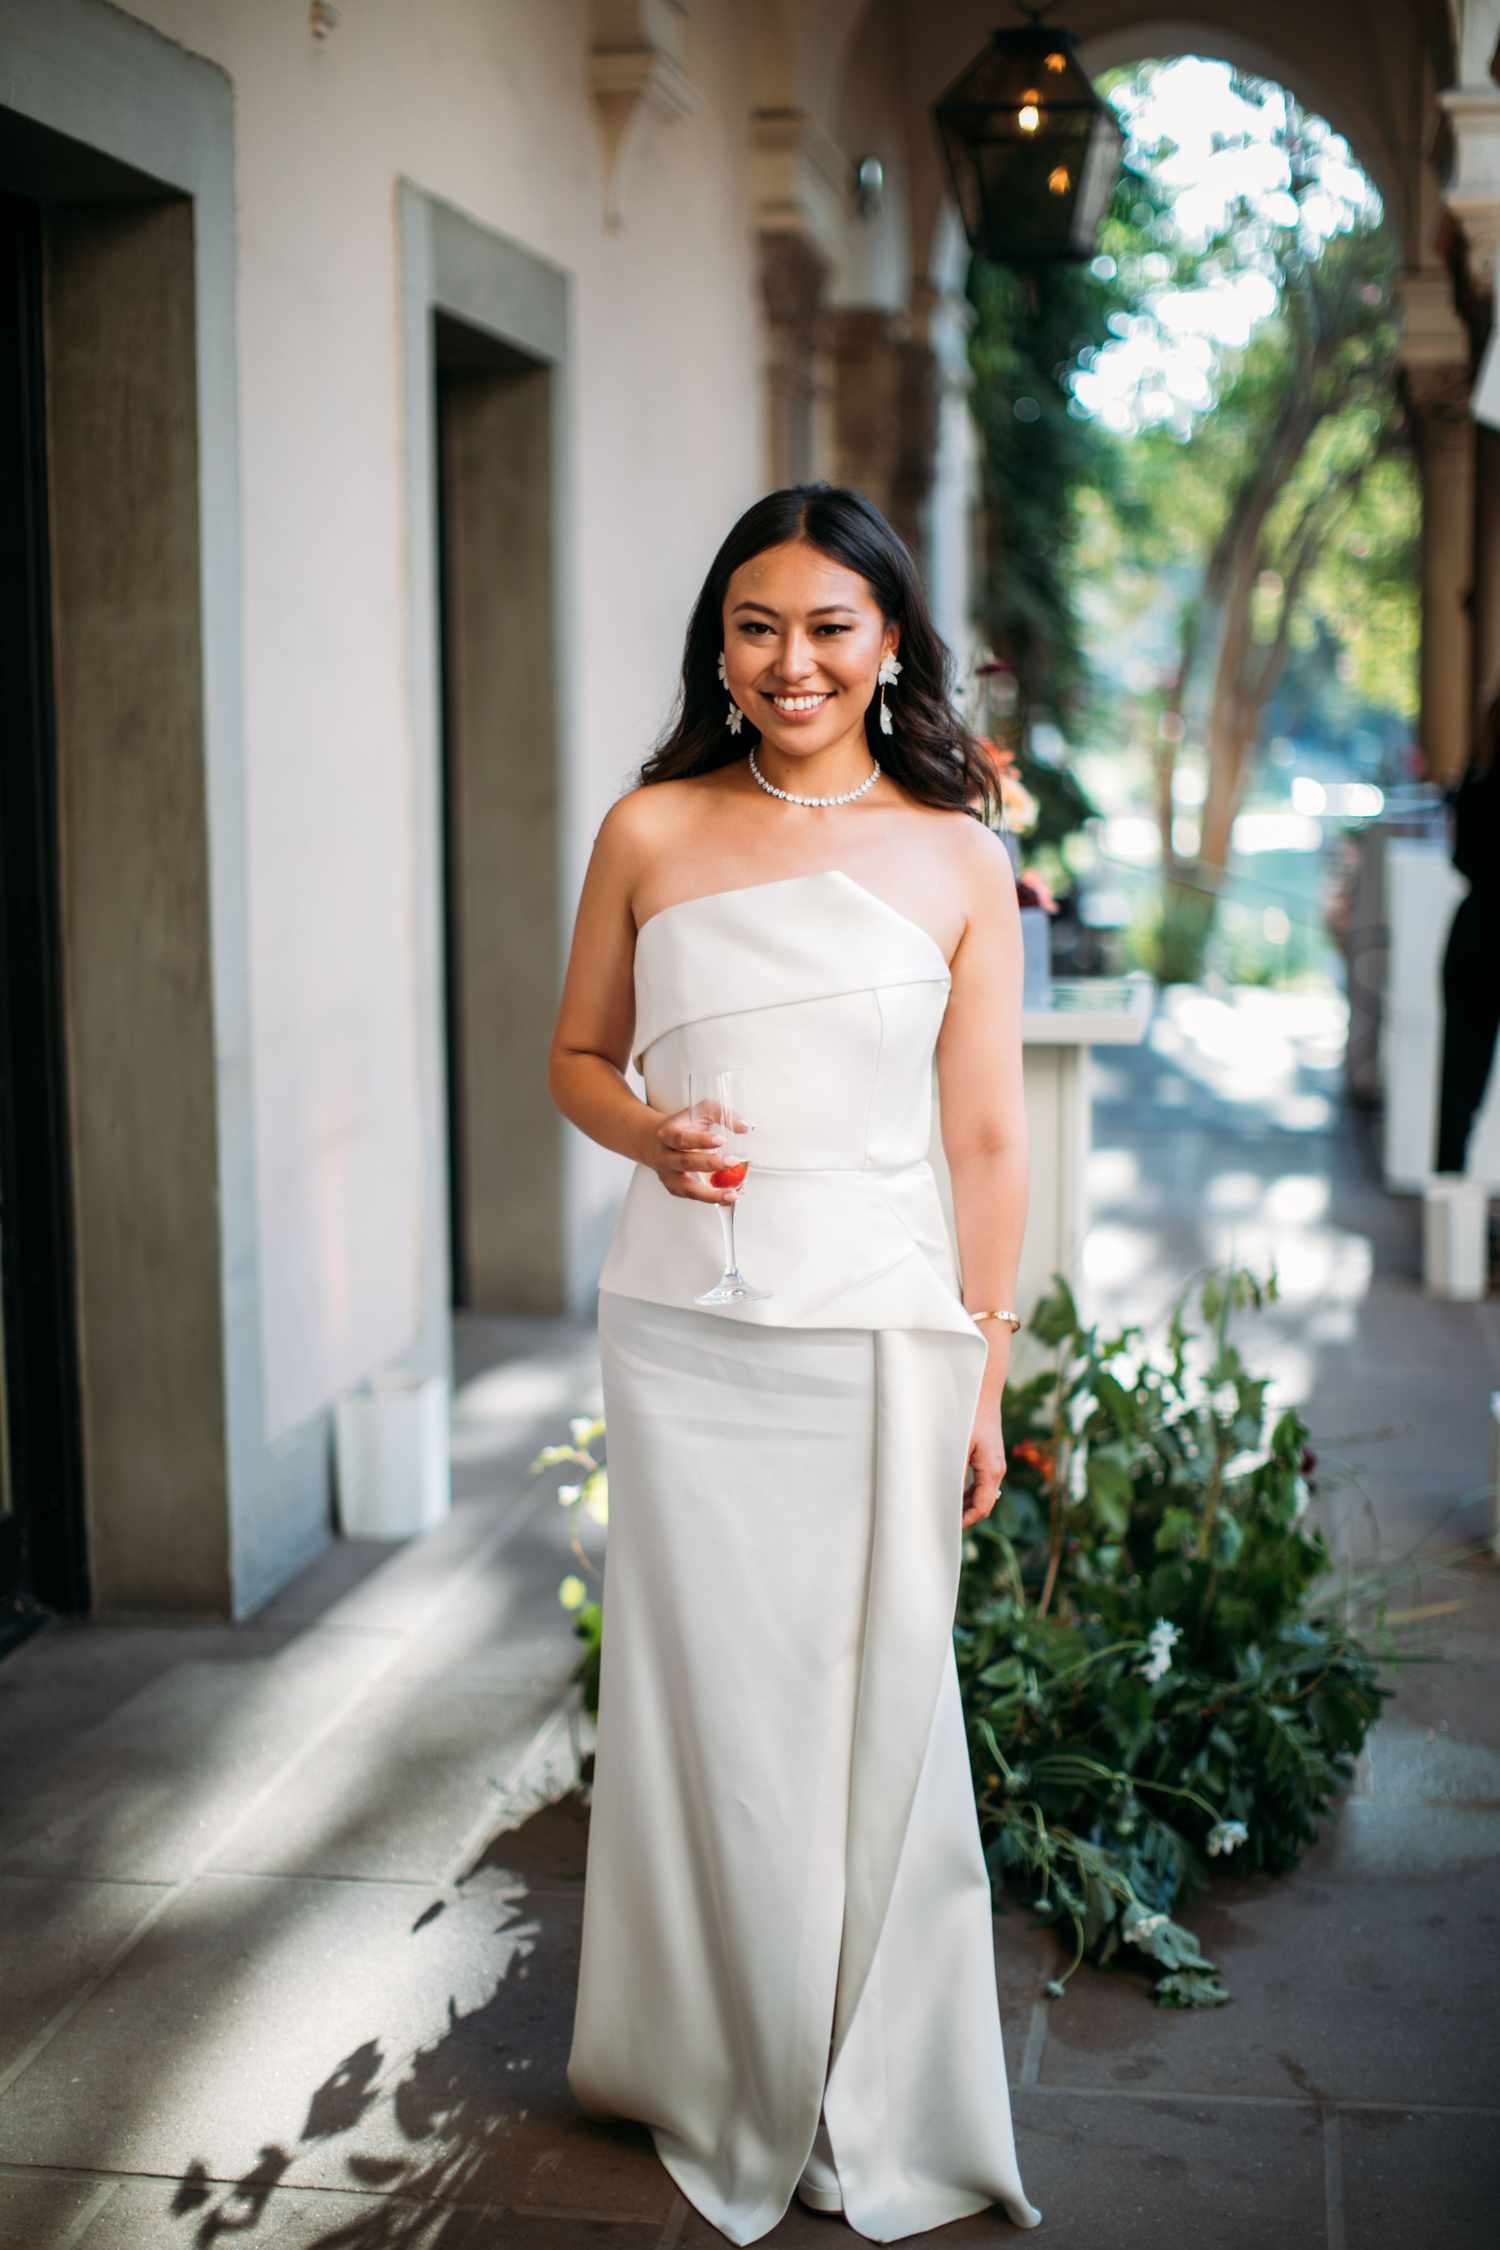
top-left (1210, 1381), bottom-right (1240, 1422)
top-left (1206, 1818), bottom-right (1249, 1857)
top-left (569, 1415), bottom-right (598, 1446)
top-left (1124, 1908), bottom-right (1168, 1947)
top-left (556, 1482), bottom-right (582, 1505)
top-left (558, 1574), bottom-right (588, 1611)
top-left (583, 1471), bottom-right (610, 1526)
top-left (1138, 1617), bottom-right (1180, 1684)
top-left (1067, 1442), bottom-right (1089, 1506)
top-left (1290, 1477), bottom-right (1310, 1522)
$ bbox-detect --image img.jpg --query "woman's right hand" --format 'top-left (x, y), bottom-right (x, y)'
top-left (647, 1103), bottom-right (743, 1203)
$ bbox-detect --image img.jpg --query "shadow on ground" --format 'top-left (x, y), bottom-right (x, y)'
top-left (169, 1790), bottom-right (667, 2247)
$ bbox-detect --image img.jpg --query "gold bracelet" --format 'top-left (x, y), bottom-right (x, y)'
top-left (968, 1307), bottom-right (1022, 1333)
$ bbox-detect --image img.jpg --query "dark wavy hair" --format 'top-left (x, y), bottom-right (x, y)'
top-left (635, 482), bottom-right (1003, 823)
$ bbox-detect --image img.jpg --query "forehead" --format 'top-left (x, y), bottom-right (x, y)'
top-left (725, 539), bottom-right (874, 611)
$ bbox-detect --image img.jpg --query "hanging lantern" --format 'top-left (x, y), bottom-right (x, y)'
top-left (932, 8), bottom-right (1125, 266)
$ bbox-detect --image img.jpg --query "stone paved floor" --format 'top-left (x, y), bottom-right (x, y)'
top-left (1, 985), bottom-right (1497, 2248)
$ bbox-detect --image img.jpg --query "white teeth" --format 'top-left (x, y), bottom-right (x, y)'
top-left (771, 693), bottom-right (831, 712)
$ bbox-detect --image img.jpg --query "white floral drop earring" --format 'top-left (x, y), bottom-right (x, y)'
top-left (877, 646), bottom-right (902, 736)
top-left (717, 649), bottom-right (744, 736)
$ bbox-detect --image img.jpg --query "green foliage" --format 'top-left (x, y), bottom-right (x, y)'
top-left (533, 1263), bottom-right (1396, 2012)
top-left (966, 156), bottom-right (1178, 733)
top-left (529, 1419), bottom-right (608, 1712)
top-left (963, 1263), bottom-right (1392, 2004)
top-left (1010, 747), bottom-right (1099, 859)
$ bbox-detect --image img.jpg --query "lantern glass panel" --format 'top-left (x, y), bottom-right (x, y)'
top-left (933, 26), bottom-right (1125, 265)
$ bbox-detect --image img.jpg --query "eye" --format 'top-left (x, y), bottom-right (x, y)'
top-left (735, 621), bottom-right (852, 636)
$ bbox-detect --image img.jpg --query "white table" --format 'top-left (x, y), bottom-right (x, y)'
top-left (931, 973), bottom-right (1155, 1335)
top-left (1383, 840), bottom-right (1500, 1192)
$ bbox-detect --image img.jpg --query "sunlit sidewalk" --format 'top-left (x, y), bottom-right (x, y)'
top-left (0, 985), bottom-right (1496, 2249)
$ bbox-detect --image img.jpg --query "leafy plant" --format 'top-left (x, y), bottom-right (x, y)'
top-left (530, 1414), bottom-right (607, 1714)
top-left (963, 1263), bottom-right (1393, 2004)
top-left (531, 1264), bottom-right (1397, 2008)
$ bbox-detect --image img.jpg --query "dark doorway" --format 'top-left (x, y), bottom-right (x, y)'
top-left (0, 186), bottom-right (88, 1640)
top-left (433, 310), bottom-right (564, 1316)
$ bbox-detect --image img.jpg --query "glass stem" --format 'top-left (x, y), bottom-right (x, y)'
top-left (718, 1199), bottom-right (738, 1279)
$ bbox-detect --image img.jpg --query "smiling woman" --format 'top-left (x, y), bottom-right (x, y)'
top-left (547, 482), bottom-right (1036, 2243)
top-left (641, 483), bottom-right (1002, 822)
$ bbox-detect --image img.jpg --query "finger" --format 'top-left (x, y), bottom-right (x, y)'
top-left (676, 1177), bottom-right (740, 1204)
top-left (675, 1146), bottom-right (734, 1174)
top-left (664, 1123), bottom-right (728, 1151)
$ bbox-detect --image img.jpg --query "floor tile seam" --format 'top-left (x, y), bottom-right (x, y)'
top-left (0, 1872), bottom-right (174, 1892)
top-left (1017, 2000), bottom-right (1048, 2088)
top-left (191, 1865), bottom-right (450, 1889)
top-left (1323, 2109), bottom-right (1346, 2250)
top-left (437, 1693), bottom-right (589, 1891)
top-left (52, 2176), bottom-right (120, 2249)
top-left (0, 1482), bottom-right (557, 2106)
top-left (186, 1866), bottom-right (581, 1896)
top-left (1020, 2085), bottom-right (1500, 2115)
top-left (0, 1881), bottom-right (185, 2107)
top-left (509, 2205), bottom-right (678, 2227)
top-left (654, 2192), bottom-right (691, 2248)
top-left (0, 2155), bottom-right (496, 2210)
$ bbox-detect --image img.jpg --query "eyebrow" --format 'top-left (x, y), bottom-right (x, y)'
top-left (730, 600), bottom-right (860, 617)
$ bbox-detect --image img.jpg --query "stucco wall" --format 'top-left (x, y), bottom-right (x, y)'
top-left (105, 0), bottom-right (766, 1434)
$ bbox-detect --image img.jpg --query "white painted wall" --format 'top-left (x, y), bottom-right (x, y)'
top-left (109, 0), bottom-right (767, 1434)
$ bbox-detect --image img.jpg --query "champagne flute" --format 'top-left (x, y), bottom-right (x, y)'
top-left (688, 1064), bottom-right (771, 1304)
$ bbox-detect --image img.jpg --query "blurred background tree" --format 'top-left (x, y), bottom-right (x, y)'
top-left (965, 59), bottom-right (1419, 986)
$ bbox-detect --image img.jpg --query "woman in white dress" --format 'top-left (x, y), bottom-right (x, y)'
top-left (548, 483), bottom-right (1041, 2243)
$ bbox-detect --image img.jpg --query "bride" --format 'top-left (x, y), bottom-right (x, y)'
top-left (548, 481), bottom-right (1040, 2243)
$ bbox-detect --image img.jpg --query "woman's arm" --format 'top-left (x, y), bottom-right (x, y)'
top-left (548, 794), bottom-right (664, 1164)
top-left (548, 794), bottom-right (739, 1204)
top-left (935, 820), bottom-right (1029, 1521)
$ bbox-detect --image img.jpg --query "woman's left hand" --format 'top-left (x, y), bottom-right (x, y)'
top-left (962, 1390), bottom-right (1007, 1529)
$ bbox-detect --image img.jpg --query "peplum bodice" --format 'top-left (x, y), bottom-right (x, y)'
top-left (596, 869), bottom-right (989, 1352)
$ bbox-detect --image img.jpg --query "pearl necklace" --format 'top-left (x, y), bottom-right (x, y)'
top-left (748, 746), bottom-right (882, 807)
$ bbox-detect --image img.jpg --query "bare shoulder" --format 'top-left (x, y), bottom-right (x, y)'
top-left (594, 775), bottom-right (727, 924)
top-left (594, 779), bottom-right (683, 877)
top-left (935, 809), bottom-right (1017, 906)
top-left (597, 779), bottom-right (669, 849)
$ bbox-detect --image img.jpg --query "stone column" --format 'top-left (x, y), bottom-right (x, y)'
top-left (826, 306), bottom-right (898, 508)
top-left (759, 228), bottom-right (830, 487)
top-left (890, 333), bottom-right (941, 565)
top-left (1438, 78), bottom-right (1500, 738)
top-left (823, 305), bottom-right (942, 564)
top-left (1404, 362), bottom-right (1476, 781)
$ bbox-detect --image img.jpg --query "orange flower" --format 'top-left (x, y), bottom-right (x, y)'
top-left (1011, 1438), bottom-right (1055, 1483)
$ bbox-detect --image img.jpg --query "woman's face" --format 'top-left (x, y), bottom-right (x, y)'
top-left (720, 538), bottom-right (897, 752)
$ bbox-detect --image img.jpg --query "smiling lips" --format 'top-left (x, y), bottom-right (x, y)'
top-left (765, 690), bottom-right (834, 715)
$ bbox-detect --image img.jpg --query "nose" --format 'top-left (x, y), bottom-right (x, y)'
top-left (775, 628), bottom-right (820, 683)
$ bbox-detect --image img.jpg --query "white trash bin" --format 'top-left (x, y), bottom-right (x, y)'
top-left (1422, 1176), bottom-right (1489, 1302)
top-left (334, 1369), bottom-right (451, 1540)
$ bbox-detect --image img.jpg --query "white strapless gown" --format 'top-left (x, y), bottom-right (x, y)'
top-left (567, 870), bottom-right (1042, 2244)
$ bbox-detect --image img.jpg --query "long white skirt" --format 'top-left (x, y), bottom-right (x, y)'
top-left (566, 1289), bottom-right (1041, 2245)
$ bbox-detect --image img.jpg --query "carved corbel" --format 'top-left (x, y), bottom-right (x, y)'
top-left (1438, 85), bottom-right (1500, 302)
top-left (589, 0), bottom-right (699, 232)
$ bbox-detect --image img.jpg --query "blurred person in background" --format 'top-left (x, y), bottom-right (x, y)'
top-left (1434, 691), bottom-right (1500, 1208)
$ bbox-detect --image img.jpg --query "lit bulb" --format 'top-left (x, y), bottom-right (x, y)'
top-left (1044, 51), bottom-right (1066, 72)
top-left (1048, 166), bottom-right (1070, 194)
top-left (1017, 102), bottom-right (1041, 133)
